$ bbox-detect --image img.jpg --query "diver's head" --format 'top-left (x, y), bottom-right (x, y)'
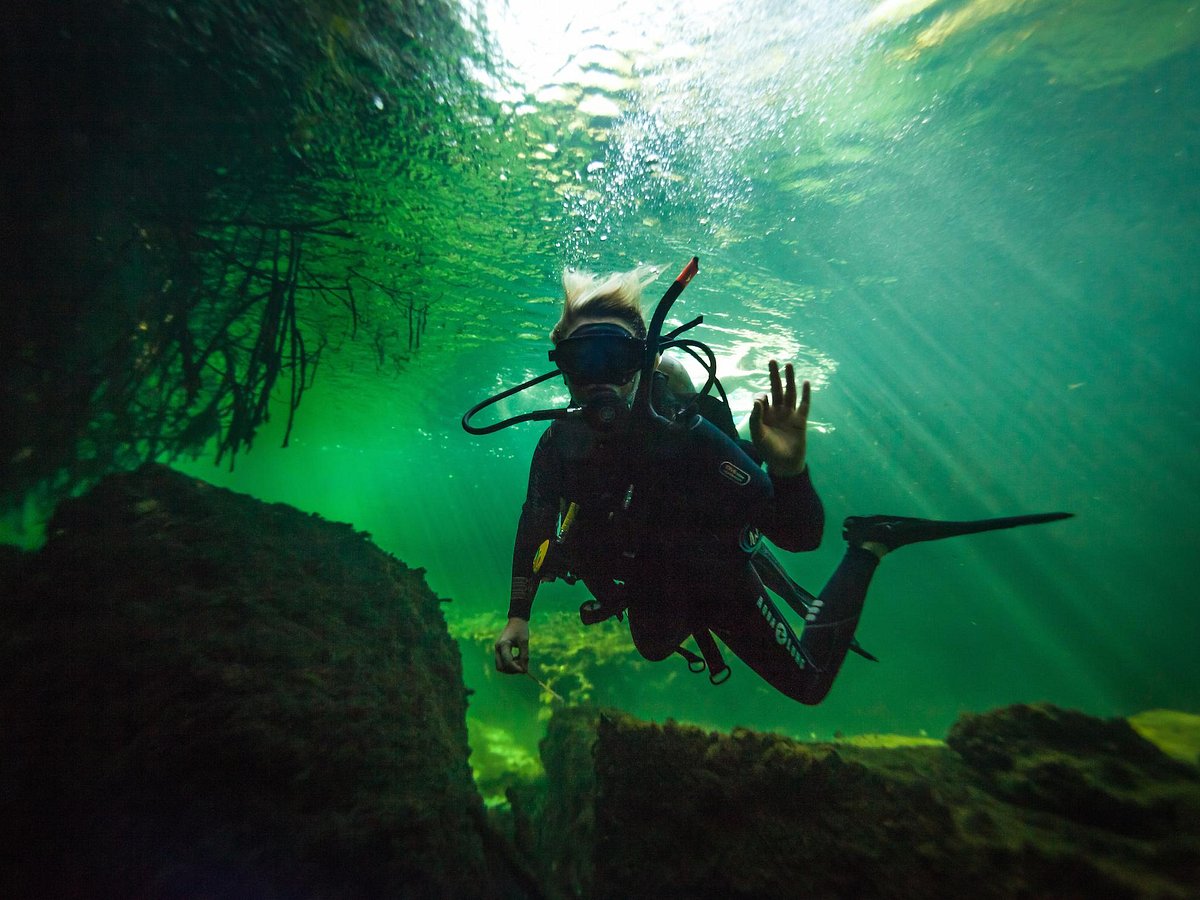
top-left (549, 266), bottom-right (658, 412)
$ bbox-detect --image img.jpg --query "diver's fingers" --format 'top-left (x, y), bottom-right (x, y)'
top-left (783, 363), bottom-right (797, 411)
top-left (769, 360), bottom-right (784, 410)
top-left (798, 380), bottom-right (811, 423)
top-left (495, 639), bottom-right (519, 674)
top-left (515, 636), bottom-right (529, 674)
top-left (749, 396), bottom-right (765, 439)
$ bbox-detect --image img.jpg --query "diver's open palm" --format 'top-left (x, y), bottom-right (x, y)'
top-left (749, 360), bottom-right (810, 477)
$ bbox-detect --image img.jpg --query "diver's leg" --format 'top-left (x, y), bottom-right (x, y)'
top-left (709, 511), bottom-right (1073, 704)
top-left (707, 549), bottom-right (878, 705)
top-left (699, 566), bottom-right (821, 704)
top-left (707, 593), bottom-right (813, 702)
top-left (768, 511), bottom-right (1073, 700)
top-left (793, 546), bottom-right (880, 703)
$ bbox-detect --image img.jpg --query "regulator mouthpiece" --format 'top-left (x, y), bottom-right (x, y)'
top-left (582, 389), bottom-right (630, 431)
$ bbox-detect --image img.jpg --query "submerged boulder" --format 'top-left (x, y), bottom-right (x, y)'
top-left (0, 463), bottom-right (534, 899)
top-left (529, 705), bottom-right (1200, 899)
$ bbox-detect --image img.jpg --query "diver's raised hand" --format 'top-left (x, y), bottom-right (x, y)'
top-left (494, 617), bottom-right (530, 674)
top-left (749, 360), bottom-right (810, 477)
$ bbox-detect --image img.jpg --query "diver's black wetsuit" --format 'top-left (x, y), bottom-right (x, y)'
top-left (508, 380), bottom-right (881, 705)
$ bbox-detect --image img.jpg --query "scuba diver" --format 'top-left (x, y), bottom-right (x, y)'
top-left (462, 258), bottom-right (1071, 704)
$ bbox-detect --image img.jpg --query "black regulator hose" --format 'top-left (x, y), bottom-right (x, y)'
top-left (461, 369), bottom-right (567, 435)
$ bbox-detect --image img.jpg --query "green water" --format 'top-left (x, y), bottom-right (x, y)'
top-left (172, 0), bottom-right (1200, 746)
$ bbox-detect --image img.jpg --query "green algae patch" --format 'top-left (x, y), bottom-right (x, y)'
top-left (836, 732), bottom-right (946, 749)
top-left (452, 611), bottom-right (652, 716)
top-left (469, 716), bottom-right (545, 806)
top-left (1129, 708), bottom-right (1200, 766)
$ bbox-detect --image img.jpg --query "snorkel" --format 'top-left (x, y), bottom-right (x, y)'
top-left (631, 256), bottom-right (698, 427)
top-left (462, 256), bottom-right (707, 436)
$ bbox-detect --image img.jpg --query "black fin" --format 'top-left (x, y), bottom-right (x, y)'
top-left (850, 640), bottom-right (878, 662)
top-left (843, 511), bottom-right (1073, 551)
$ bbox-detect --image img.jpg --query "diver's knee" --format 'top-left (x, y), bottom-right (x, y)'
top-left (792, 678), bottom-right (832, 706)
top-left (632, 636), bottom-right (679, 662)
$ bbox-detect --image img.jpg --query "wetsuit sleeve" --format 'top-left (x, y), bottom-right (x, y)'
top-left (508, 427), bottom-right (563, 620)
top-left (761, 466), bottom-right (825, 552)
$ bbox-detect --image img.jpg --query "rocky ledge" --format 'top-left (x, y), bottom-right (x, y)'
top-left (516, 705), bottom-right (1200, 899)
top-left (2, 465), bottom-right (1196, 899)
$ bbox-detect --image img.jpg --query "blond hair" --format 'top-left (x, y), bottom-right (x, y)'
top-left (549, 265), bottom-right (660, 344)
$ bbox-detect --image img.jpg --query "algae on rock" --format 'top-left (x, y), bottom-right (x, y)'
top-left (452, 611), bottom-right (653, 716)
top-left (528, 703), bottom-right (1200, 900)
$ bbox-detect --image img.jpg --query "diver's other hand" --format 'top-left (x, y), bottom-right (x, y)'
top-left (749, 360), bottom-right (810, 478)
top-left (494, 617), bottom-right (530, 674)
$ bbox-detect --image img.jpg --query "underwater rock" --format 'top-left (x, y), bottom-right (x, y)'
top-left (946, 704), bottom-right (1199, 840)
top-left (528, 707), bottom-right (607, 900)
top-left (533, 704), bottom-right (1200, 899)
top-left (0, 463), bottom-right (537, 899)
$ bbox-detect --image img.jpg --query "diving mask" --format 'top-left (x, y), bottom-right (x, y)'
top-left (548, 323), bottom-right (644, 385)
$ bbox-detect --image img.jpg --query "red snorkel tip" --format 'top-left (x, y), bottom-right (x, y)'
top-left (677, 256), bottom-right (699, 287)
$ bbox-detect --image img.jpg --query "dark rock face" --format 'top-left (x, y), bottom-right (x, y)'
top-left (947, 704), bottom-right (1199, 840)
top-left (532, 706), bottom-right (1200, 900)
top-left (0, 464), bottom-right (531, 899)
